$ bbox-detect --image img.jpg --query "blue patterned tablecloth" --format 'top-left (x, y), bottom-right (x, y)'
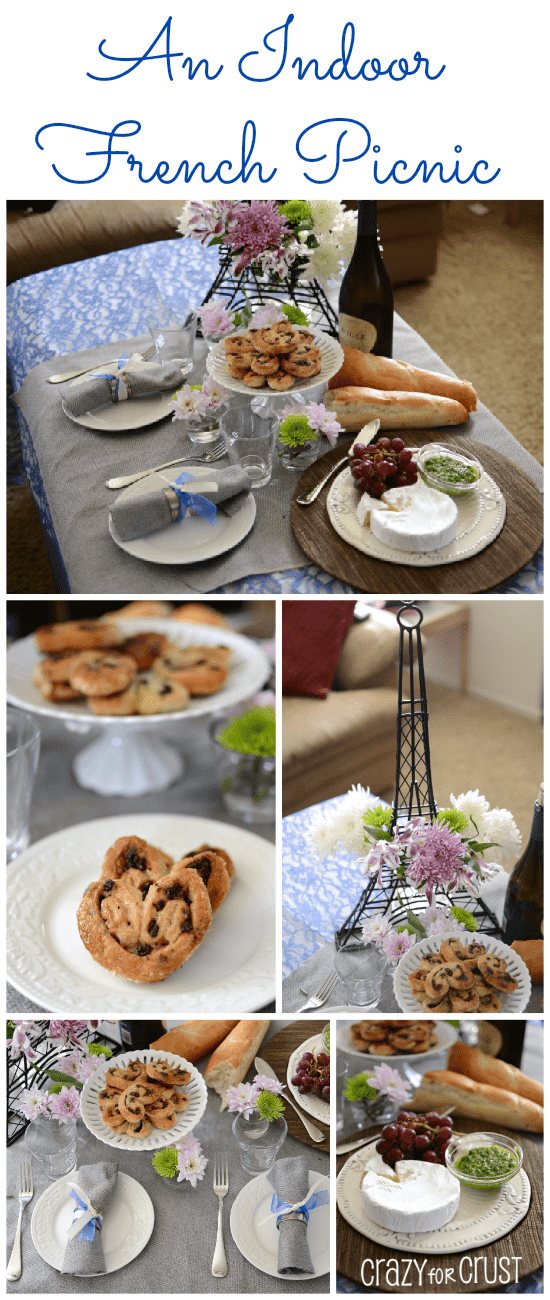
top-left (7, 238), bottom-right (543, 594)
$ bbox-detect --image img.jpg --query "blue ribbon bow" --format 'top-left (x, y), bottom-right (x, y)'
top-left (172, 470), bottom-right (217, 527)
top-left (271, 1190), bottom-right (330, 1225)
top-left (92, 354), bottom-right (131, 403)
top-left (69, 1190), bottom-right (103, 1241)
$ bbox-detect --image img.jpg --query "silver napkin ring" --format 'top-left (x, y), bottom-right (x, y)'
top-left (276, 1210), bottom-right (308, 1230)
top-left (164, 487), bottom-right (180, 522)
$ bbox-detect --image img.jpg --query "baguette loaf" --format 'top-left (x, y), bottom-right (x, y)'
top-left (327, 346), bottom-right (477, 412)
top-left (150, 1020), bottom-right (239, 1062)
top-left (511, 939), bottom-right (543, 984)
top-left (204, 1019), bottom-right (270, 1109)
top-left (412, 1069), bottom-right (543, 1132)
top-left (447, 1041), bottom-right (543, 1108)
top-left (324, 386), bottom-right (468, 432)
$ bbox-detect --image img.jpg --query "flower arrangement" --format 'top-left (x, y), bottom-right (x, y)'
top-left (344, 1063), bottom-right (413, 1108)
top-left (227, 1072), bottom-right (285, 1121)
top-left (8, 1019), bottom-right (112, 1123)
top-left (310, 785), bottom-right (521, 955)
top-left (277, 402), bottom-right (342, 457)
top-left (169, 376), bottom-right (230, 422)
top-left (152, 1135), bottom-right (208, 1186)
top-left (177, 200), bottom-right (357, 288)
top-left (198, 296), bottom-right (309, 342)
top-left (215, 706), bottom-right (275, 757)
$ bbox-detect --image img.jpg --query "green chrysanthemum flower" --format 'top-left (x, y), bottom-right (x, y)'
top-left (88, 1043), bottom-right (113, 1059)
top-left (152, 1148), bottom-right (179, 1178)
top-left (343, 1073), bottom-right (378, 1102)
top-left (363, 806), bottom-right (393, 841)
top-left (256, 1090), bottom-right (285, 1122)
top-left (450, 906), bottom-right (478, 932)
top-left (215, 706), bottom-right (275, 756)
top-left (277, 415), bottom-right (314, 449)
top-left (279, 200), bottom-right (313, 228)
top-left (282, 303), bottom-right (309, 325)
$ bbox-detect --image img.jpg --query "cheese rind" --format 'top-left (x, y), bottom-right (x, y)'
top-left (360, 1158), bottom-right (460, 1232)
top-left (361, 477), bottom-right (458, 553)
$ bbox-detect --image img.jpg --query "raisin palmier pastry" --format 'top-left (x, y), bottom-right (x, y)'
top-left (461, 941), bottom-right (488, 968)
top-left (101, 836), bottom-right (173, 889)
top-left (419, 952), bottom-right (444, 971)
top-left (439, 936), bottom-right (467, 962)
top-left (224, 335), bottom-right (258, 357)
top-left (77, 861), bottom-right (212, 983)
top-left (266, 371), bottom-right (294, 391)
top-left (121, 632), bottom-right (168, 672)
top-left (69, 651), bottom-right (137, 698)
top-left (175, 848), bottom-right (232, 913)
top-left (32, 663), bottom-right (83, 702)
top-left (181, 843), bottom-right (235, 881)
top-left (153, 646), bottom-right (229, 696)
top-left (449, 986), bottom-right (480, 1011)
top-left (477, 953), bottom-right (519, 993)
top-left (35, 619), bottom-right (124, 653)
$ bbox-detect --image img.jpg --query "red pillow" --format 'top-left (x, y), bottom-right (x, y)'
top-left (282, 601), bottom-right (356, 698)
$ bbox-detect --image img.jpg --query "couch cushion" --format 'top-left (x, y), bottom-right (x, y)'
top-left (282, 600), bottom-right (356, 698)
top-left (282, 688), bottom-right (398, 815)
top-left (7, 199), bottom-right (183, 283)
top-left (335, 619), bottom-right (399, 690)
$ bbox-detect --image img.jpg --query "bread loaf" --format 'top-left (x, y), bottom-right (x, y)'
top-left (412, 1069), bottom-right (543, 1132)
top-left (150, 1020), bottom-right (239, 1062)
top-left (204, 1020), bottom-right (270, 1109)
top-left (324, 386), bottom-right (469, 432)
top-left (511, 939), bottom-right (543, 984)
top-left (327, 346), bottom-right (477, 412)
top-left (447, 1041), bottom-right (543, 1108)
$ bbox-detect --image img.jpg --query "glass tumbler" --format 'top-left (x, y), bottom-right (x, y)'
top-left (333, 942), bottom-right (387, 1008)
top-left (25, 1116), bottom-right (77, 1180)
top-left (220, 405), bottom-right (278, 487)
top-left (147, 308), bottom-right (197, 374)
top-left (7, 707), bottom-right (40, 861)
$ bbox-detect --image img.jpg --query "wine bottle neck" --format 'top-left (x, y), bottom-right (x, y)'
top-left (528, 801), bottom-right (544, 842)
top-left (356, 201), bottom-right (378, 237)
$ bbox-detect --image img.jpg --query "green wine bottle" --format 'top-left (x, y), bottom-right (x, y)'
top-left (502, 784), bottom-right (543, 943)
top-left (338, 201), bottom-right (394, 357)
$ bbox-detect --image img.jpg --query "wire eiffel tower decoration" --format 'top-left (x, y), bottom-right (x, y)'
top-left (199, 250), bottom-right (339, 337)
top-left (335, 601), bottom-right (501, 948)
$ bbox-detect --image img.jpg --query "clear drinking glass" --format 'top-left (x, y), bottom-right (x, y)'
top-left (146, 308), bottom-right (197, 373)
top-left (232, 1111), bottom-right (287, 1174)
top-left (334, 942), bottom-right (387, 1008)
top-left (220, 405), bottom-right (278, 488)
top-left (7, 707), bottom-right (40, 861)
top-left (336, 1057), bottom-right (349, 1134)
top-left (25, 1116), bottom-right (77, 1180)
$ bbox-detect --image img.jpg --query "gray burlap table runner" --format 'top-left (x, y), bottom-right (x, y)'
top-left (61, 1162), bottom-right (118, 1275)
top-left (14, 316), bottom-right (542, 593)
top-left (7, 1024), bottom-right (328, 1293)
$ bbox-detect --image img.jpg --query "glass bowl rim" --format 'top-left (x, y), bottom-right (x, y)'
top-left (445, 1130), bottom-right (523, 1185)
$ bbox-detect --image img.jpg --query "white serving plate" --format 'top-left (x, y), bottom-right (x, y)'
top-left (6, 616), bottom-right (268, 726)
top-left (109, 465), bottom-right (256, 565)
top-left (31, 1171), bottom-right (154, 1274)
top-left (394, 932), bottom-right (531, 1015)
top-left (230, 1170), bottom-right (330, 1278)
top-left (6, 812), bottom-right (275, 1014)
top-left (337, 1018), bottom-right (458, 1062)
top-left (206, 328), bottom-right (343, 396)
top-left (287, 1035), bottom-right (330, 1124)
top-left (337, 1140), bottom-right (531, 1254)
top-left (327, 461), bottom-right (506, 566)
top-left (80, 1049), bottom-right (207, 1150)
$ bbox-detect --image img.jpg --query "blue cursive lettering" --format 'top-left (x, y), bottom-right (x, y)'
top-left (373, 145), bottom-right (501, 184)
top-left (87, 17), bottom-right (223, 82)
top-left (238, 14), bottom-right (293, 81)
top-left (296, 118), bottom-right (371, 182)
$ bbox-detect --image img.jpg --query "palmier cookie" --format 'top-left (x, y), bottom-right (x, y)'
top-left (106, 1061), bottom-right (147, 1090)
top-left (227, 357), bottom-right (255, 378)
top-left (449, 987), bottom-right (480, 1012)
top-left (171, 1090), bottom-right (189, 1112)
top-left (477, 953), bottom-right (519, 993)
top-left (266, 372), bottom-right (294, 391)
top-left (439, 936), bottom-right (467, 962)
top-left (126, 1117), bottom-right (152, 1137)
top-left (121, 632), bottom-right (168, 672)
top-left (106, 601), bottom-right (173, 620)
top-left (461, 941), bottom-right (488, 968)
top-left (101, 1098), bottom-right (128, 1128)
top-left (136, 676), bottom-right (190, 714)
top-left (250, 353), bottom-right (280, 376)
top-left (175, 849), bottom-right (232, 913)
top-left (39, 651), bottom-right (92, 683)
top-left (281, 344), bottom-right (321, 377)
top-left (88, 682), bottom-right (139, 716)
top-left (181, 843), bottom-right (235, 880)
top-left (224, 335), bottom-right (256, 357)
top-left (77, 863), bottom-right (212, 983)
top-left (146, 1061), bottom-right (191, 1086)
top-left (101, 836), bottom-right (173, 887)
top-left (35, 619), bottom-right (124, 653)
top-left (32, 663), bottom-right (83, 701)
top-left (153, 648), bottom-right (228, 696)
top-left (258, 323), bottom-right (296, 354)
top-left (149, 1104), bottom-right (178, 1130)
top-left (69, 651), bottom-right (138, 697)
top-left (119, 1082), bottom-right (161, 1122)
top-left (243, 371), bottom-right (266, 388)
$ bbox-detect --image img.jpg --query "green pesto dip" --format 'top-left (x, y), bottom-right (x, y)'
top-left (455, 1145), bottom-right (518, 1181)
top-left (424, 454), bottom-right (480, 484)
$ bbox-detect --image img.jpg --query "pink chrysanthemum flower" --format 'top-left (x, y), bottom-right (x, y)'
top-left (226, 202), bottom-right (291, 273)
top-left (405, 822), bottom-right (466, 904)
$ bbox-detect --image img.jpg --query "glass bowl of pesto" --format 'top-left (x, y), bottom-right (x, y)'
top-left (445, 1131), bottom-right (523, 1191)
top-left (417, 443), bottom-right (484, 496)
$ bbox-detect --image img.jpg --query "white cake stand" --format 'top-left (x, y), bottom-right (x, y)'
top-left (7, 618), bottom-right (271, 796)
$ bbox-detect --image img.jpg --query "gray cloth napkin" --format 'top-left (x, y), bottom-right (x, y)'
top-left (61, 1162), bottom-right (118, 1276)
top-left (63, 361), bottom-right (183, 418)
top-left (268, 1156), bottom-right (315, 1275)
top-left (110, 466), bottom-right (251, 541)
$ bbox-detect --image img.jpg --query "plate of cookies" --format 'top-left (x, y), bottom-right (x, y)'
top-left (394, 932), bottom-right (531, 1015)
top-left (206, 324), bottom-right (344, 395)
top-left (81, 1049), bottom-right (208, 1149)
top-left (337, 1018), bottom-right (458, 1062)
top-left (6, 615), bottom-right (270, 723)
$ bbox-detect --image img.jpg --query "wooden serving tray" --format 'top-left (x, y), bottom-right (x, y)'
top-left (337, 1118), bottom-right (542, 1292)
top-left (291, 435), bottom-right (543, 593)
top-left (261, 1020), bottom-right (330, 1153)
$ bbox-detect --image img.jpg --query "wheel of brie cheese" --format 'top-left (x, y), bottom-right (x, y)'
top-left (360, 1155), bottom-right (460, 1232)
top-left (358, 477), bottom-right (458, 553)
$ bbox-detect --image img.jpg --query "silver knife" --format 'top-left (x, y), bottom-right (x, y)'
top-left (254, 1056), bottom-right (326, 1143)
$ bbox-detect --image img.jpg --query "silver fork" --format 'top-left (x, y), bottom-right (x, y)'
top-left (296, 970), bottom-right (339, 1013)
top-left (211, 1154), bottom-right (229, 1277)
top-left (47, 342), bottom-right (157, 384)
top-left (105, 442), bottom-right (226, 489)
top-left (7, 1160), bottom-right (33, 1281)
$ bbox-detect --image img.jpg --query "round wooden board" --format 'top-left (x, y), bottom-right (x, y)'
top-left (260, 1020), bottom-right (330, 1153)
top-left (337, 1119), bottom-right (542, 1292)
top-left (291, 435), bottom-right (543, 593)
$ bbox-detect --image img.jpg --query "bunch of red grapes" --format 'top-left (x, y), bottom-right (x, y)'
top-left (376, 1111), bottom-right (453, 1168)
top-left (291, 1050), bottom-right (330, 1102)
top-left (351, 437), bottom-right (418, 499)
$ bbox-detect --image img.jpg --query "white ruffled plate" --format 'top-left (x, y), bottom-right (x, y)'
top-left (287, 1035), bottom-right (330, 1123)
top-left (338, 1018), bottom-right (458, 1062)
top-left (109, 465), bottom-right (256, 565)
top-left (394, 932), bottom-right (531, 1014)
top-left (80, 1049), bottom-right (207, 1150)
top-left (230, 1170), bottom-right (330, 1278)
top-left (206, 328), bottom-right (343, 396)
top-left (31, 1171), bottom-right (154, 1274)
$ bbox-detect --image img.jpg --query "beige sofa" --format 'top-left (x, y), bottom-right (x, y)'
top-left (282, 617), bottom-right (401, 816)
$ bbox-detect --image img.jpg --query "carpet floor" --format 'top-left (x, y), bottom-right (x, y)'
top-left (7, 199), bottom-right (543, 593)
top-left (379, 680), bottom-right (543, 869)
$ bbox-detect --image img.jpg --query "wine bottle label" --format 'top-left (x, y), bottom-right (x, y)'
top-left (338, 312), bottom-right (377, 352)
